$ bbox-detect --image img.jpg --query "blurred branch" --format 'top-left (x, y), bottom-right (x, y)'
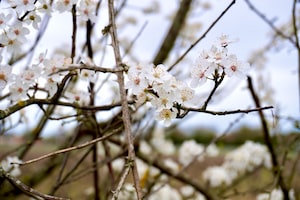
top-left (169, 0), bottom-right (236, 70)
top-left (153, 0), bottom-right (193, 65)
top-left (17, 72), bottom-right (76, 159)
top-left (123, 21), bottom-right (148, 59)
top-left (291, 0), bottom-right (300, 112)
top-left (51, 146), bottom-right (93, 194)
top-left (247, 76), bottom-right (290, 200)
top-left (71, 5), bottom-right (77, 61)
top-left (245, 0), bottom-right (300, 111)
top-left (180, 105), bottom-right (273, 117)
top-left (111, 163), bottom-right (131, 200)
top-left (244, 0), bottom-right (295, 45)
top-left (0, 167), bottom-right (70, 200)
top-left (17, 127), bottom-right (122, 166)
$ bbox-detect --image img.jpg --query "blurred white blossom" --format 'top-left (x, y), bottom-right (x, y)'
top-left (178, 140), bottom-right (204, 166)
top-left (148, 184), bottom-right (181, 200)
top-left (203, 166), bottom-right (232, 187)
top-left (256, 188), bottom-right (295, 200)
top-left (1, 156), bottom-right (23, 177)
top-left (203, 141), bottom-right (272, 187)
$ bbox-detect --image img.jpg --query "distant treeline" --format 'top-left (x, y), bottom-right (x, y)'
top-left (166, 126), bottom-right (300, 147)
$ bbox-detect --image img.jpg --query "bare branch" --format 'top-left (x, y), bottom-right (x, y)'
top-left (17, 127), bottom-right (121, 166)
top-left (107, 0), bottom-right (143, 199)
top-left (0, 167), bottom-right (70, 200)
top-left (111, 163), bottom-right (131, 200)
top-left (247, 76), bottom-right (291, 200)
top-left (180, 105), bottom-right (274, 116)
top-left (244, 0), bottom-right (295, 45)
top-left (169, 0), bottom-right (236, 70)
top-left (291, 0), bottom-right (300, 112)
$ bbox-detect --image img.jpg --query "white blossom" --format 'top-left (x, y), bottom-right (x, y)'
top-left (148, 184), bottom-right (181, 200)
top-left (0, 65), bottom-right (13, 90)
top-left (0, 13), bottom-right (12, 29)
top-left (77, 0), bottom-right (97, 22)
top-left (222, 54), bottom-right (250, 79)
top-left (203, 166), bottom-right (232, 187)
top-left (24, 11), bottom-right (42, 29)
top-left (190, 57), bottom-right (216, 87)
top-left (178, 140), bottom-right (204, 166)
top-left (9, 81), bottom-right (30, 102)
top-left (7, 22), bottom-right (30, 43)
top-left (163, 158), bottom-right (179, 173)
top-left (215, 34), bottom-right (238, 47)
top-left (54, 0), bottom-right (78, 12)
top-left (9, 0), bottom-right (36, 14)
top-left (37, 0), bottom-right (53, 15)
top-left (65, 90), bottom-right (89, 105)
top-left (256, 188), bottom-right (295, 200)
top-left (1, 156), bottom-right (23, 177)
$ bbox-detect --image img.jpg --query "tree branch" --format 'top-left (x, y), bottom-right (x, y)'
top-left (17, 127), bottom-right (121, 166)
top-left (247, 76), bottom-right (290, 200)
top-left (107, 0), bottom-right (143, 199)
top-left (169, 0), bottom-right (236, 70)
top-left (0, 167), bottom-right (70, 200)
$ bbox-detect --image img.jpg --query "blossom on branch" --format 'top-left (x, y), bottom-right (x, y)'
top-left (9, 0), bottom-right (36, 15)
top-left (203, 141), bottom-right (271, 187)
top-left (0, 65), bottom-right (13, 90)
top-left (24, 11), bottom-right (42, 29)
top-left (77, 0), bottom-right (97, 22)
top-left (222, 54), bottom-right (250, 79)
top-left (0, 13), bottom-right (12, 29)
top-left (37, 0), bottom-right (53, 15)
top-left (1, 156), bottom-right (23, 177)
top-left (54, 0), bottom-right (78, 12)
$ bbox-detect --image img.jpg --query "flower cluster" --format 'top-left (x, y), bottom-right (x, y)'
top-left (0, 0), bottom-right (97, 54)
top-left (203, 141), bottom-right (272, 187)
top-left (1, 156), bottom-right (23, 177)
top-left (125, 35), bottom-right (250, 125)
top-left (125, 63), bottom-right (195, 126)
top-left (0, 54), bottom-right (92, 105)
top-left (190, 34), bottom-right (250, 87)
top-left (178, 140), bottom-right (219, 166)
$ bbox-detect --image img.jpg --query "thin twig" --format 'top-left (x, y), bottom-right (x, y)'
top-left (123, 21), bottom-right (148, 59)
top-left (52, 63), bottom-right (124, 75)
top-left (107, 0), bottom-right (143, 199)
top-left (291, 0), bottom-right (300, 112)
top-left (17, 127), bottom-right (121, 166)
top-left (0, 167), bottom-right (70, 200)
top-left (153, 0), bottom-right (193, 65)
top-left (0, 93), bottom-right (128, 120)
top-left (168, 0), bottom-right (236, 70)
top-left (180, 105), bottom-right (273, 116)
top-left (71, 4), bottom-right (77, 61)
top-left (244, 0), bottom-right (295, 45)
top-left (247, 76), bottom-right (290, 200)
top-left (111, 163), bottom-right (131, 200)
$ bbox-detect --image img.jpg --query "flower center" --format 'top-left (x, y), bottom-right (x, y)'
top-left (231, 65), bottom-right (237, 72)
top-left (0, 73), bottom-right (6, 81)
